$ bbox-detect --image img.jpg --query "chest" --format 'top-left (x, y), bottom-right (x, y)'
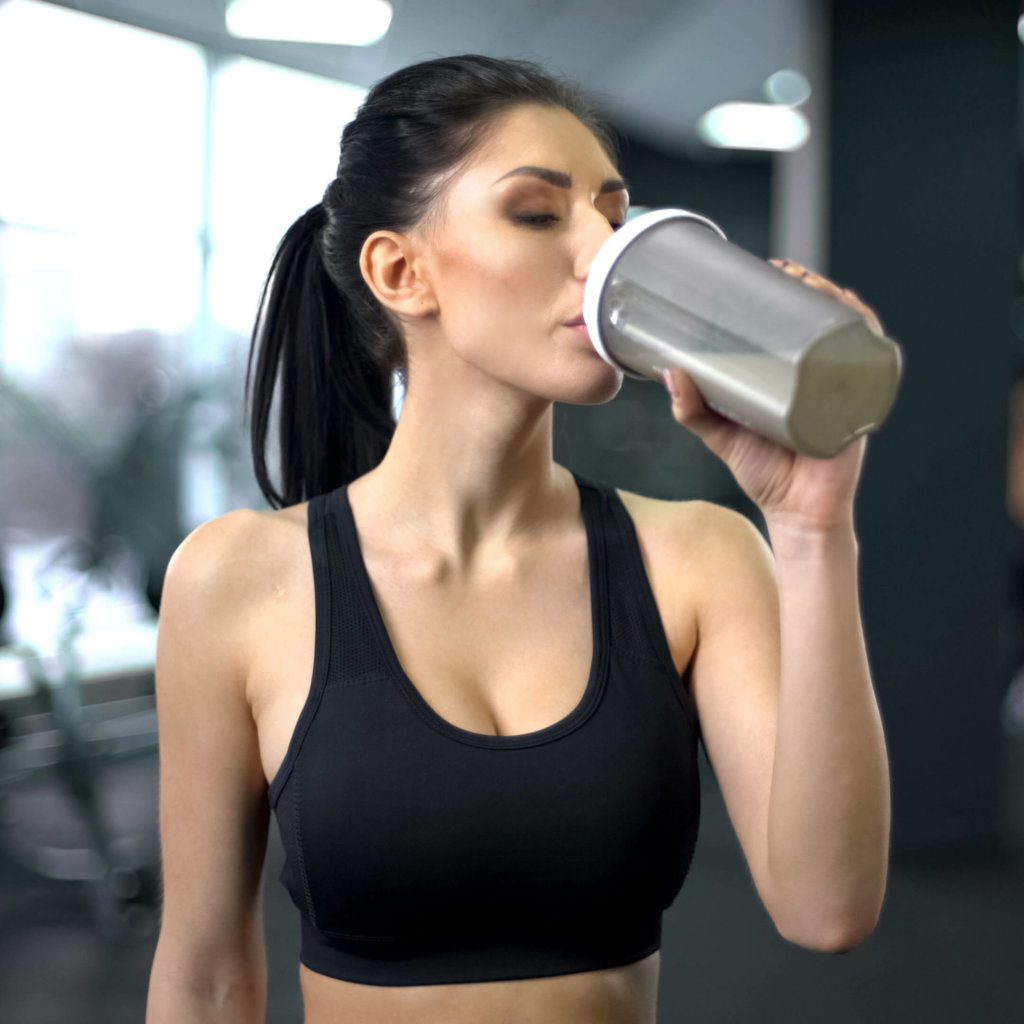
top-left (246, 490), bottom-right (698, 792)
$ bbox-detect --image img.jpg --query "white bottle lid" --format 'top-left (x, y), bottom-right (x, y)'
top-left (582, 207), bottom-right (728, 379)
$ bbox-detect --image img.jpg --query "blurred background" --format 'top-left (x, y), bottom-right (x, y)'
top-left (0, 0), bottom-right (1020, 1020)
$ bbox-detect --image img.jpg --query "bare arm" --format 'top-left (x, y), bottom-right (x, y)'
top-left (761, 518), bottom-right (890, 948)
top-left (145, 510), bottom-right (271, 1022)
top-left (685, 502), bottom-right (890, 952)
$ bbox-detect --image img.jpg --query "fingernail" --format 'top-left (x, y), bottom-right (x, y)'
top-left (662, 369), bottom-right (678, 398)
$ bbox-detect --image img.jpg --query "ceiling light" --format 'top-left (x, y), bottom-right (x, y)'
top-left (225, 0), bottom-right (393, 47)
top-left (763, 69), bottom-right (811, 108)
top-left (696, 102), bottom-right (809, 153)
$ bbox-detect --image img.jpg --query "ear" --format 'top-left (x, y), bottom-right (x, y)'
top-left (359, 229), bottom-right (438, 320)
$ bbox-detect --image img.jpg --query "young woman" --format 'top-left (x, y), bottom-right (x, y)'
top-left (146, 54), bottom-right (890, 1024)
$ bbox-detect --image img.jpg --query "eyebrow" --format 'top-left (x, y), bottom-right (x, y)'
top-left (492, 165), bottom-right (629, 194)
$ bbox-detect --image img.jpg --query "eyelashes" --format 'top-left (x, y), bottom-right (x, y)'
top-left (511, 213), bottom-right (624, 230)
top-left (511, 213), bottom-right (559, 227)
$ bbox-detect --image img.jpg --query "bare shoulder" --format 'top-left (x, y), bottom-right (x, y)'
top-left (166, 504), bottom-right (299, 597)
top-left (162, 502), bottom-right (310, 668)
top-left (616, 486), bottom-right (768, 556)
top-left (612, 485), bottom-right (719, 560)
top-left (612, 487), bottom-right (773, 614)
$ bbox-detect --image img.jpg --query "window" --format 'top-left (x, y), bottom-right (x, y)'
top-left (0, 0), bottom-right (366, 683)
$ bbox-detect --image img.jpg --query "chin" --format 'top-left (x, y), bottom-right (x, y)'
top-left (553, 360), bottom-right (625, 406)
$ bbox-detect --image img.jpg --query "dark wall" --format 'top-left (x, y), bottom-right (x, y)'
top-left (828, 0), bottom-right (1017, 854)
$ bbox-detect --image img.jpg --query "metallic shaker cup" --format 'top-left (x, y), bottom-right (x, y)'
top-left (582, 207), bottom-right (904, 458)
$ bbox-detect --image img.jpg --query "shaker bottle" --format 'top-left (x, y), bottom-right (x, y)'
top-left (582, 207), bottom-right (904, 458)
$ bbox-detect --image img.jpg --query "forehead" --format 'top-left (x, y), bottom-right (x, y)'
top-left (462, 104), bottom-right (618, 183)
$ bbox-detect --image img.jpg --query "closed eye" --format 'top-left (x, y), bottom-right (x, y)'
top-left (512, 213), bottom-right (560, 227)
top-left (512, 214), bottom-right (624, 230)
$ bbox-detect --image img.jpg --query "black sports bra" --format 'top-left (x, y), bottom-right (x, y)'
top-left (268, 470), bottom-right (701, 986)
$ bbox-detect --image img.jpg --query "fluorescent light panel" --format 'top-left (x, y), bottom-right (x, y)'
top-left (696, 102), bottom-right (810, 152)
top-left (225, 0), bottom-right (393, 47)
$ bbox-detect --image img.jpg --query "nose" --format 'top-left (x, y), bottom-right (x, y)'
top-left (574, 211), bottom-right (618, 281)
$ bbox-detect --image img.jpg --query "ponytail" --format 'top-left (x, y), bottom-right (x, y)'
top-left (245, 200), bottom-right (396, 509)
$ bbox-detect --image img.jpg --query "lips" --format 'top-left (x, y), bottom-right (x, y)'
top-left (562, 313), bottom-right (585, 327)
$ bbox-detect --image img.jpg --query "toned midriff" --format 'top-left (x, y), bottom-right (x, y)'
top-left (298, 954), bottom-right (661, 1024)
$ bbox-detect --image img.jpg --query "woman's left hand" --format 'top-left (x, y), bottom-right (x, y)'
top-left (663, 258), bottom-right (885, 532)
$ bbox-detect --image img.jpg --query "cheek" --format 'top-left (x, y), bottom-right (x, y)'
top-left (432, 228), bottom-right (559, 331)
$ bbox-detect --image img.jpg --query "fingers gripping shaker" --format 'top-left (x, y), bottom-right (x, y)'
top-left (582, 208), bottom-right (904, 458)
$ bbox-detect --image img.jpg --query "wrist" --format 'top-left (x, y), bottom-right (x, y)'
top-left (764, 515), bottom-right (858, 559)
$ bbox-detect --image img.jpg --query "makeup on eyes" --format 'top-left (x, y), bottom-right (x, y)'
top-left (507, 211), bottom-right (623, 227)
top-left (497, 172), bottom-right (627, 230)
top-left (509, 212), bottom-right (559, 227)
top-left (502, 191), bottom-right (627, 229)
top-left (507, 211), bottom-right (626, 230)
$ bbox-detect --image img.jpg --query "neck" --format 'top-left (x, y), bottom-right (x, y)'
top-left (348, 360), bottom-right (578, 574)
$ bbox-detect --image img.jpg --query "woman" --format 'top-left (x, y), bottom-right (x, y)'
top-left (146, 54), bottom-right (890, 1024)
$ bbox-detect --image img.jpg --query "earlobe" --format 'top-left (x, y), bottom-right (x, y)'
top-left (359, 230), bottom-right (438, 319)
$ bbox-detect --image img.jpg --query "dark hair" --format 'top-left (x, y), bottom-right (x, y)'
top-left (244, 53), bottom-right (619, 509)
